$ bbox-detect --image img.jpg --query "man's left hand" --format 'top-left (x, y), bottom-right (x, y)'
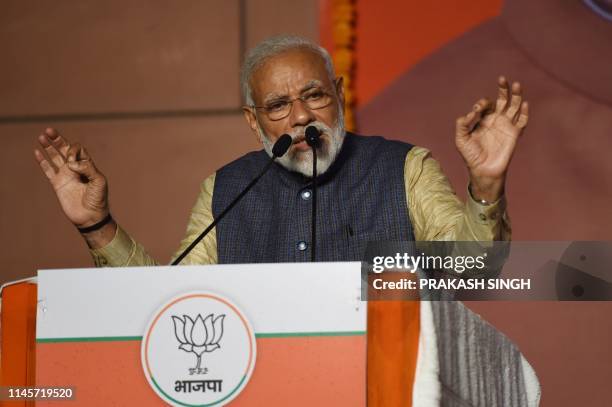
top-left (455, 76), bottom-right (528, 202)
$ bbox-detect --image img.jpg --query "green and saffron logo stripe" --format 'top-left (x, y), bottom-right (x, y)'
top-left (36, 330), bottom-right (366, 343)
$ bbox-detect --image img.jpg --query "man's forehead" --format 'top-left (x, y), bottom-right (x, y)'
top-left (250, 48), bottom-right (331, 99)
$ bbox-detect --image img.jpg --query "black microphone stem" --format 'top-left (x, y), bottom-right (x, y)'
top-left (172, 134), bottom-right (292, 266)
top-left (311, 146), bottom-right (317, 262)
top-left (172, 159), bottom-right (275, 265)
top-left (305, 125), bottom-right (321, 263)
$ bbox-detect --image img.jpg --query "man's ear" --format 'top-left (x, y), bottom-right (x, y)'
top-left (242, 106), bottom-right (263, 144)
top-left (335, 76), bottom-right (346, 111)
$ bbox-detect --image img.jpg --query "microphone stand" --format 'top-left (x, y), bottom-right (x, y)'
top-left (311, 146), bottom-right (317, 262)
top-left (305, 126), bottom-right (321, 262)
top-left (172, 134), bottom-right (292, 265)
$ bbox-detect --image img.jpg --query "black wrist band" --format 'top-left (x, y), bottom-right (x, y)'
top-left (77, 213), bottom-right (113, 234)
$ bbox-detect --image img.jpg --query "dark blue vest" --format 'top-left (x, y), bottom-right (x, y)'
top-left (212, 133), bottom-right (415, 263)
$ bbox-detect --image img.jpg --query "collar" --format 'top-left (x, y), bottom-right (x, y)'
top-left (501, 0), bottom-right (612, 106)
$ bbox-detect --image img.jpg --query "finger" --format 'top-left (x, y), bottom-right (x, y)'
top-left (505, 81), bottom-right (523, 119)
top-left (495, 76), bottom-right (509, 113)
top-left (67, 157), bottom-right (98, 181)
top-left (66, 143), bottom-right (83, 163)
top-left (44, 128), bottom-right (70, 158)
top-left (456, 111), bottom-right (479, 141)
top-left (38, 133), bottom-right (65, 168)
top-left (466, 97), bottom-right (493, 129)
top-left (456, 114), bottom-right (472, 140)
top-left (473, 97), bottom-right (493, 116)
top-left (456, 97), bottom-right (494, 142)
top-left (66, 145), bottom-right (99, 180)
top-left (515, 101), bottom-right (529, 129)
top-left (34, 149), bottom-right (57, 179)
top-left (78, 146), bottom-right (91, 161)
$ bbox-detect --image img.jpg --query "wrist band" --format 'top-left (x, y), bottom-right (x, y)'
top-left (468, 184), bottom-right (494, 206)
top-left (77, 213), bottom-right (113, 234)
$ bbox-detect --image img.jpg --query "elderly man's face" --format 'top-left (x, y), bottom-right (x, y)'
top-left (243, 48), bottom-right (345, 176)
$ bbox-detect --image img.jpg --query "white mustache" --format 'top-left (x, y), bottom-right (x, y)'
top-left (289, 123), bottom-right (332, 144)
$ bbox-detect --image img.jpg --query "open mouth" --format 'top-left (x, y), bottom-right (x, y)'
top-left (292, 139), bottom-right (310, 151)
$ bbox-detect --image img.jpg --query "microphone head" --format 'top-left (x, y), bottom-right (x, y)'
top-left (305, 126), bottom-right (321, 148)
top-left (272, 134), bottom-right (293, 157)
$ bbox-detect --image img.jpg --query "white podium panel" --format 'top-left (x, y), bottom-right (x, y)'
top-left (35, 262), bottom-right (367, 406)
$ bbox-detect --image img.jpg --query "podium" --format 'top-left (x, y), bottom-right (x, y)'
top-left (1, 263), bottom-right (538, 406)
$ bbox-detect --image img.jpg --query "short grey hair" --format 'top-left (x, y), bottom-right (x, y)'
top-left (241, 35), bottom-right (336, 106)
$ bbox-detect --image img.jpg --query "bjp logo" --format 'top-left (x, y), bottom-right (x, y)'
top-left (142, 293), bottom-right (256, 406)
top-left (171, 314), bottom-right (225, 370)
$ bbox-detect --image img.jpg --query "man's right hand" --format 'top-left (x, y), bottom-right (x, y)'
top-left (34, 128), bottom-right (116, 248)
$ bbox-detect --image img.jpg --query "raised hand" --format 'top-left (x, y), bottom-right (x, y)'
top-left (34, 128), bottom-right (110, 229)
top-left (455, 76), bottom-right (529, 202)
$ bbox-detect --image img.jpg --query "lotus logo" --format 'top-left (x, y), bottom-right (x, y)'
top-left (172, 314), bottom-right (225, 370)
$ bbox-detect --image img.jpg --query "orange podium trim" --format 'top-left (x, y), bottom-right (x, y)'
top-left (367, 300), bottom-right (420, 407)
top-left (1, 281), bottom-right (37, 406)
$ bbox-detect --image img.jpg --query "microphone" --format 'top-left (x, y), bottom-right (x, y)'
top-left (305, 125), bottom-right (321, 262)
top-left (305, 125), bottom-right (321, 148)
top-left (272, 133), bottom-right (293, 157)
top-left (172, 134), bottom-right (292, 265)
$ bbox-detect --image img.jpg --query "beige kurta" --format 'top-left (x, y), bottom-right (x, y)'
top-left (89, 146), bottom-right (510, 267)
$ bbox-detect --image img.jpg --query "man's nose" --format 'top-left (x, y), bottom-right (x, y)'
top-left (289, 98), bottom-right (315, 127)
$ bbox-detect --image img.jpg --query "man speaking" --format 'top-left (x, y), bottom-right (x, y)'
top-left (33, 35), bottom-right (528, 266)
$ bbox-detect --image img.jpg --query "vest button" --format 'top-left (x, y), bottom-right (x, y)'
top-left (300, 189), bottom-right (312, 201)
top-left (297, 241), bottom-right (308, 251)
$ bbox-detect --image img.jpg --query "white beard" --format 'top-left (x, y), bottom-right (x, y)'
top-left (260, 107), bottom-right (346, 177)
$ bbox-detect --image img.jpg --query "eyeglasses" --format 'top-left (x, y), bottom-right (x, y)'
top-left (251, 86), bottom-right (336, 121)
